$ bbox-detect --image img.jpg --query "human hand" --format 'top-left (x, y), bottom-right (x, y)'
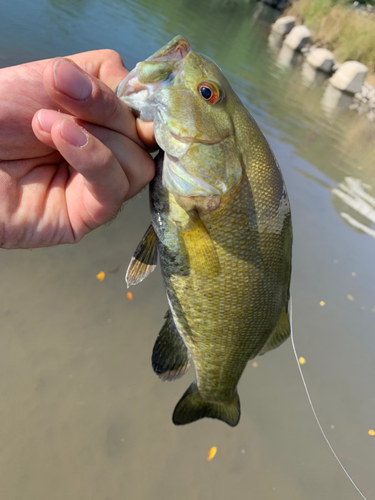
top-left (0, 50), bottom-right (156, 249)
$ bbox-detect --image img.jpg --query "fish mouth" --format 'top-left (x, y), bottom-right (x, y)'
top-left (168, 130), bottom-right (226, 145)
top-left (117, 36), bottom-right (191, 99)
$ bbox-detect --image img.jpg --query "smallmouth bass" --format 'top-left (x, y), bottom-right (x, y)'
top-left (117, 36), bottom-right (292, 427)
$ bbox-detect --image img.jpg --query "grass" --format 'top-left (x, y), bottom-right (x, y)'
top-left (286, 0), bottom-right (375, 82)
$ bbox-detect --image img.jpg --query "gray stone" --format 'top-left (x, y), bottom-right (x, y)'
top-left (369, 88), bottom-right (375, 103)
top-left (329, 61), bottom-right (368, 94)
top-left (301, 62), bottom-right (329, 88)
top-left (272, 16), bottom-right (296, 36)
top-left (268, 31), bottom-right (284, 50)
top-left (306, 48), bottom-right (335, 73)
top-left (263, 0), bottom-right (288, 8)
top-left (277, 43), bottom-right (300, 69)
top-left (284, 25), bottom-right (311, 51)
top-left (321, 83), bottom-right (354, 117)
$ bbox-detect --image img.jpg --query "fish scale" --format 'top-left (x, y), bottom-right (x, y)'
top-left (118, 36), bottom-right (292, 426)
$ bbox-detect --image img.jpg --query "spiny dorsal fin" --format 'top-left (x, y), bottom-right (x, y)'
top-left (178, 210), bottom-right (219, 276)
top-left (259, 306), bottom-right (290, 355)
top-left (152, 310), bottom-right (191, 381)
top-left (173, 382), bottom-right (240, 427)
top-left (125, 224), bottom-right (158, 287)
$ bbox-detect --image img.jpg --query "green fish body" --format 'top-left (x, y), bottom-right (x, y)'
top-left (117, 36), bottom-right (292, 427)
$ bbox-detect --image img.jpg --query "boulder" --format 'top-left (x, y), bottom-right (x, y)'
top-left (268, 31), bottom-right (284, 50)
top-left (277, 43), bottom-right (301, 69)
top-left (284, 25), bottom-right (311, 51)
top-left (272, 16), bottom-right (296, 36)
top-left (301, 62), bottom-right (329, 88)
top-left (321, 83), bottom-right (354, 117)
top-left (329, 61), bottom-right (368, 94)
top-left (306, 48), bottom-right (335, 73)
top-left (263, 0), bottom-right (288, 8)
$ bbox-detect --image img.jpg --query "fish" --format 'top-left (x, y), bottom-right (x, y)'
top-left (116, 36), bottom-right (292, 427)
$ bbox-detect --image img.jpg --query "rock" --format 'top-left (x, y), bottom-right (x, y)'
top-left (301, 61), bottom-right (329, 88)
top-left (321, 83), bottom-right (354, 117)
top-left (329, 61), bottom-right (368, 94)
top-left (272, 16), bottom-right (296, 36)
top-left (263, 0), bottom-right (288, 9)
top-left (277, 43), bottom-right (302, 69)
top-left (268, 31), bottom-right (284, 50)
top-left (369, 89), bottom-right (375, 103)
top-left (284, 25), bottom-right (311, 51)
top-left (301, 44), bottom-right (316, 55)
top-left (306, 48), bottom-right (335, 73)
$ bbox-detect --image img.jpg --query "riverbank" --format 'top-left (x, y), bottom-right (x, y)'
top-left (285, 0), bottom-right (375, 84)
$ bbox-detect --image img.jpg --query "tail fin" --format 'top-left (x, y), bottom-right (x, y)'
top-left (172, 382), bottom-right (240, 427)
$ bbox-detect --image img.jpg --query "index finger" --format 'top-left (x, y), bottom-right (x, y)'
top-left (43, 57), bottom-right (145, 148)
top-left (68, 49), bottom-right (128, 91)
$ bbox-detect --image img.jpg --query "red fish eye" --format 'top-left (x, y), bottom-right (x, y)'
top-left (198, 82), bottom-right (220, 104)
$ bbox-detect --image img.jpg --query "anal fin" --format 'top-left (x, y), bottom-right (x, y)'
top-left (152, 310), bottom-right (191, 381)
top-left (126, 224), bottom-right (158, 287)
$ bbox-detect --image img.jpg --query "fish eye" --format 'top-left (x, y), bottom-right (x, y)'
top-left (198, 82), bottom-right (221, 104)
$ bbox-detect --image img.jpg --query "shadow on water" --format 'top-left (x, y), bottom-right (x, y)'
top-left (0, 0), bottom-right (374, 499)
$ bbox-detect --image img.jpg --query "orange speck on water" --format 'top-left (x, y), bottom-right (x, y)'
top-left (319, 301), bottom-right (325, 306)
top-left (96, 271), bottom-right (105, 281)
top-left (368, 430), bottom-right (375, 436)
top-left (126, 292), bottom-right (133, 301)
top-left (252, 362), bottom-right (258, 368)
top-left (207, 447), bottom-right (217, 461)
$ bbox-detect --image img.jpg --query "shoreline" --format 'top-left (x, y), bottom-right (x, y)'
top-left (270, 4), bottom-right (375, 123)
top-left (283, 0), bottom-right (375, 85)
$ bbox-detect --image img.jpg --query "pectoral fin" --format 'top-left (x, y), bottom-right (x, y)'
top-left (259, 306), bottom-right (290, 355)
top-left (152, 310), bottom-right (191, 381)
top-left (125, 224), bottom-right (158, 287)
top-left (179, 210), bottom-right (219, 275)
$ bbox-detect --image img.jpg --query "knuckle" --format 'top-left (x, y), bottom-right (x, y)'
top-left (99, 49), bottom-right (122, 63)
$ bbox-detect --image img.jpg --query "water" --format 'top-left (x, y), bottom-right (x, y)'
top-left (1, 1), bottom-right (375, 498)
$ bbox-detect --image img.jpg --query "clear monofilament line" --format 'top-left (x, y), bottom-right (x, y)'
top-left (289, 299), bottom-right (368, 500)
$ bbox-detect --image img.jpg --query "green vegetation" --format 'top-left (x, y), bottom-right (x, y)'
top-left (287, 0), bottom-right (375, 77)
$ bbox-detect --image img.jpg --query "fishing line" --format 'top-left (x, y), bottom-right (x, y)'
top-left (289, 299), bottom-right (368, 500)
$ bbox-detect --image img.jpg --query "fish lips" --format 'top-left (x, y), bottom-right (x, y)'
top-left (116, 47), bottom-right (189, 117)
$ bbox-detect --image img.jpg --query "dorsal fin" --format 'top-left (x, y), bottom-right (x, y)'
top-left (259, 307), bottom-right (290, 355)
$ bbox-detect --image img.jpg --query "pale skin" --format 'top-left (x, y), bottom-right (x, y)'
top-left (0, 49), bottom-right (156, 249)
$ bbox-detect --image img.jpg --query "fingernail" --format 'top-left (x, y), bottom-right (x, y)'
top-left (37, 109), bottom-right (59, 133)
top-left (53, 59), bottom-right (92, 100)
top-left (61, 119), bottom-right (89, 147)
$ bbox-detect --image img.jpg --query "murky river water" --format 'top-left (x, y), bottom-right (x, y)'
top-left (1, 1), bottom-right (374, 499)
